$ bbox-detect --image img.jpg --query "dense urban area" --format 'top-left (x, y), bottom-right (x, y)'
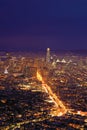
top-left (0, 49), bottom-right (87, 130)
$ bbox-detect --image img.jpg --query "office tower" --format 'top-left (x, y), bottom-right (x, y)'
top-left (4, 68), bottom-right (8, 74)
top-left (46, 48), bottom-right (50, 63)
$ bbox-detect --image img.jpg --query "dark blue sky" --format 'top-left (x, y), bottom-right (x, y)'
top-left (0, 0), bottom-right (87, 51)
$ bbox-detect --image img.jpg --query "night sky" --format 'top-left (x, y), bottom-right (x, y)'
top-left (0, 0), bottom-right (87, 51)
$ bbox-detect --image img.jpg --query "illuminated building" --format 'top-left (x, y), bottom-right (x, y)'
top-left (61, 59), bottom-right (66, 63)
top-left (4, 68), bottom-right (8, 74)
top-left (46, 48), bottom-right (50, 63)
top-left (56, 59), bottom-right (60, 63)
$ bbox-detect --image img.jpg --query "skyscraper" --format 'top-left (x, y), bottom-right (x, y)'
top-left (46, 48), bottom-right (50, 63)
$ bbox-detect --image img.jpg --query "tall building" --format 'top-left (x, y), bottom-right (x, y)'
top-left (46, 48), bottom-right (50, 63)
top-left (4, 68), bottom-right (8, 74)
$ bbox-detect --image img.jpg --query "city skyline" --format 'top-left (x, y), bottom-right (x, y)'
top-left (0, 1), bottom-right (87, 128)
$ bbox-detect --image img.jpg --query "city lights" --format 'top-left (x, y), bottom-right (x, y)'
top-left (0, 50), bottom-right (87, 129)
